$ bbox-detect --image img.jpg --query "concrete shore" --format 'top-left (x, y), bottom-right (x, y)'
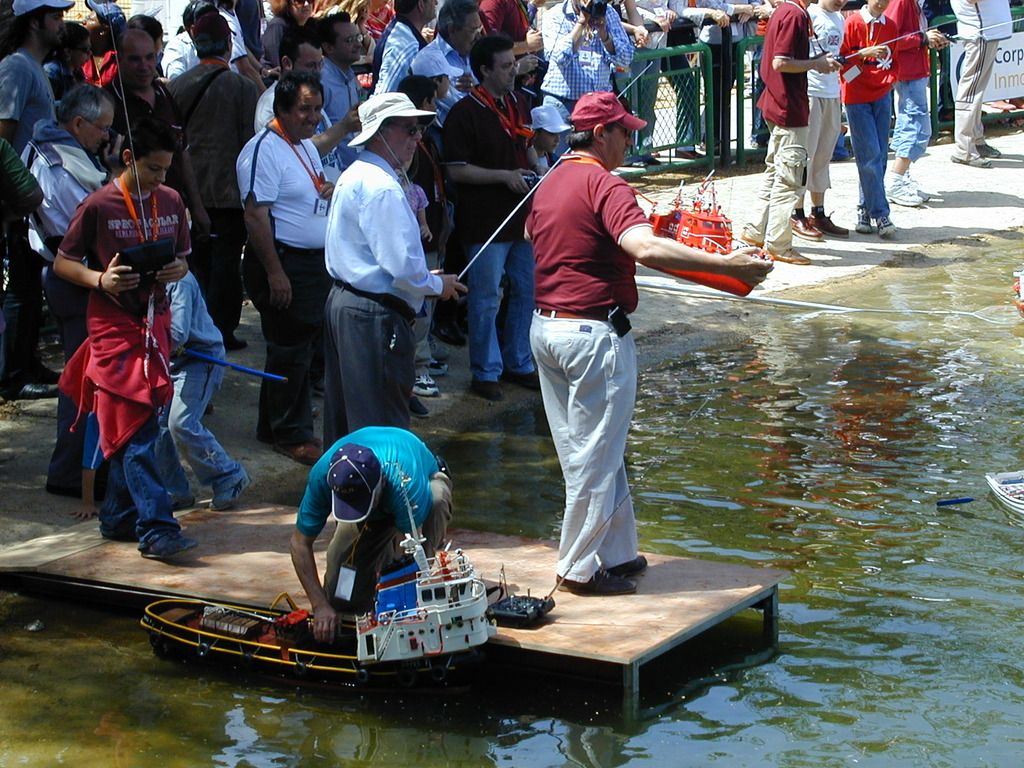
top-left (1, 127), bottom-right (1021, 551)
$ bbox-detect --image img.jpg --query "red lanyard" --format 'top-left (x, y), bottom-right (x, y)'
top-left (118, 175), bottom-right (159, 243)
top-left (269, 118), bottom-right (325, 193)
top-left (471, 86), bottom-right (534, 143)
top-left (418, 139), bottom-right (447, 205)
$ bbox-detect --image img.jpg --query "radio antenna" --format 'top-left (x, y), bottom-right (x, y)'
top-left (104, 4), bottom-right (150, 239)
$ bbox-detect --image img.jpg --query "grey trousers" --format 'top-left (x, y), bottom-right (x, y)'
top-left (953, 37), bottom-right (1000, 161)
top-left (322, 284), bottom-right (414, 449)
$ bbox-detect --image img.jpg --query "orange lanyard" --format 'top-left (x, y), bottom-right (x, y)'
top-left (118, 175), bottom-right (159, 243)
top-left (563, 153), bottom-right (605, 169)
top-left (471, 86), bottom-right (534, 143)
top-left (269, 118), bottom-right (325, 193)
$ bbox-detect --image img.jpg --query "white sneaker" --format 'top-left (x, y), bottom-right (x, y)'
top-left (413, 372), bottom-right (440, 397)
top-left (426, 358), bottom-right (448, 377)
top-left (903, 171), bottom-right (933, 201)
top-left (885, 173), bottom-right (923, 207)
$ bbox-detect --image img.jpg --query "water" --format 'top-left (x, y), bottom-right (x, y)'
top-left (3, 233), bottom-right (1024, 766)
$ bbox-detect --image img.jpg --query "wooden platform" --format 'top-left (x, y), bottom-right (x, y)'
top-left (0, 505), bottom-right (785, 699)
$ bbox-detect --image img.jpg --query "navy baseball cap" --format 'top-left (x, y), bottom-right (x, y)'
top-left (328, 444), bottom-right (383, 523)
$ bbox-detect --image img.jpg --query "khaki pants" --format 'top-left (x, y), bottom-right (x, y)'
top-left (747, 123), bottom-right (809, 254)
top-left (806, 97), bottom-right (842, 195)
top-left (953, 38), bottom-right (999, 161)
top-left (323, 471), bottom-right (453, 614)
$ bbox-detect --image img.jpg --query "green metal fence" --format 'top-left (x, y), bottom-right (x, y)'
top-left (733, 33), bottom-right (765, 166)
top-left (616, 43), bottom-right (716, 178)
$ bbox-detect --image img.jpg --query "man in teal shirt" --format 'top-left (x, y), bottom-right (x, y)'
top-left (289, 426), bottom-right (453, 642)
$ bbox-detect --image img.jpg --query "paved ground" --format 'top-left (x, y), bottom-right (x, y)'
top-left (1, 125), bottom-right (1021, 550)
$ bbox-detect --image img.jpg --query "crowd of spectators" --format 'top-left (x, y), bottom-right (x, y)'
top-left (0, 0), bottom-right (1018, 559)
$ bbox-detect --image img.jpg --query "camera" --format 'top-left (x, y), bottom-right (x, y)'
top-left (583, 0), bottom-right (607, 19)
top-left (523, 172), bottom-right (541, 188)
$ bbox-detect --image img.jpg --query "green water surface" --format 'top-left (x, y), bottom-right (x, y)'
top-left (3, 232), bottom-right (1024, 766)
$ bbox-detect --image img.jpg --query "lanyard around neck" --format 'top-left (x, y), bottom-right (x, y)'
top-left (471, 85), bottom-right (534, 143)
top-left (118, 175), bottom-right (159, 243)
top-left (269, 118), bottom-right (325, 193)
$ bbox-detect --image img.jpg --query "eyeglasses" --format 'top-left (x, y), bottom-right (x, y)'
top-left (388, 122), bottom-right (425, 136)
top-left (291, 0), bottom-right (314, 5)
top-left (341, 33), bottom-right (364, 43)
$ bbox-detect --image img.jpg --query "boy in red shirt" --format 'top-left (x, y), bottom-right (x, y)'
top-left (55, 116), bottom-right (196, 561)
top-left (840, 0), bottom-right (897, 237)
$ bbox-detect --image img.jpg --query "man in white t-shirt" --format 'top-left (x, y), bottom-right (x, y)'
top-left (236, 71), bottom-right (334, 466)
top-left (254, 26), bottom-right (360, 180)
top-left (950, 0), bottom-right (1012, 166)
top-left (792, 0), bottom-right (847, 239)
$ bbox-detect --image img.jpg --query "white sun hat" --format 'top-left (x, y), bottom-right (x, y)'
top-left (349, 92), bottom-right (436, 147)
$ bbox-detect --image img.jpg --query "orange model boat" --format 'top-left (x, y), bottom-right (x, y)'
top-left (648, 174), bottom-right (767, 297)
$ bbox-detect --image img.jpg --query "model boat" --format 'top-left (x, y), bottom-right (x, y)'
top-left (141, 537), bottom-right (495, 688)
top-left (1012, 266), bottom-right (1024, 318)
top-left (985, 470), bottom-right (1024, 515)
top-left (648, 173), bottom-right (768, 296)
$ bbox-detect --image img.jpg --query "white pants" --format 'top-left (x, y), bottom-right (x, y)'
top-left (806, 97), bottom-right (842, 194)
top-left (953, 37), bottom-right (1000, 160)
top-left (530, 312), bottom-right (639, 581)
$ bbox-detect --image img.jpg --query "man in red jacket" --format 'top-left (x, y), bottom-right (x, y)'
top-left (883, 0), bottom-right (948, 207)
top-left (741, 0), bottom-right (839, 265)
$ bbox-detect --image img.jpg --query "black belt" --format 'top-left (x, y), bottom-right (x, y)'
top-left (274, 241), bottom-right (325, 257)
top-left (335, 280), bottom-right (416, 322)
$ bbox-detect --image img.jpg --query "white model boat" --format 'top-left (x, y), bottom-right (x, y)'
top-left (985, 470), bottom-right (1024, 515)
top-left (355, 536), bottom-right (494, 666)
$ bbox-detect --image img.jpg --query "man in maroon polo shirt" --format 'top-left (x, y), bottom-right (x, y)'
top-left (741, 0), bottom-right (839, 265)
top-left (527, 91), bottom-right (771, 596)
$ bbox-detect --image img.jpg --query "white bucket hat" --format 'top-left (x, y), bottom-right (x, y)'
top-left (349, 92), bottom-right (435, 147)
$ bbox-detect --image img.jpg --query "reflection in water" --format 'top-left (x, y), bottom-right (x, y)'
top-left (3, 235), bottom-right (1024, 765)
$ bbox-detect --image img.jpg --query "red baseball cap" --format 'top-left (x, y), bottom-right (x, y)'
top-left (570, 92), bottom-right (646, 132)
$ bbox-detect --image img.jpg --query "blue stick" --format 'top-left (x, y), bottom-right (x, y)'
top-left (184, 349), bottom-right (288, 382)
top-left (936, 497), bottom-right (975, 507)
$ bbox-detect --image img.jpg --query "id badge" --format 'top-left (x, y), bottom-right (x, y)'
top-left (842, 65), bottom-right (861, 82)
top-left (334, 566), bottom-right (356, 602)
top-left (313, 197), bottom-right (329, 217)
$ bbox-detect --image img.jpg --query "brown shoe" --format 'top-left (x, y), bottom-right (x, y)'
top-left (807, 212), bottom-right (849, 238)
top-left (769, 248), bottom-right (813, 266)
top-left (273, 441), bottom-right (321, 466)
top-left (790, 215), bottom-right (824, 241)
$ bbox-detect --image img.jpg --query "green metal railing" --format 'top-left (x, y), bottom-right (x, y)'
top-left (616, 42), bottom-right (716, 177)
top-left (733, 33), bottom-right (766, 166)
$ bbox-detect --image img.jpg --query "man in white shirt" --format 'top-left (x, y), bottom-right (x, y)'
top-left (217, 0), bottom-right (265, 91)
top-left (237, 71), bottom-right (334, 465)
top-left (322, 92), bottom-right (466, 447)
top-left (254, 26), bottom-right (359, 180)
top-left (950, 0), bottom-right (1012, 166)
top-left (372, 0), bottom-right (437, 95)
top-left (163, 0), bottom-right (219, 80)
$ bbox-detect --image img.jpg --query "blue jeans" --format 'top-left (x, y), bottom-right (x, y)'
top-left (99, 414), bottom-right (181, 549)
top-left (846, 94), bottom-right (892, 220)
top-left (156, 358), bottom-right (244, 501)
top-left (891, 77), bottom-right (931, 163)
top-left (465, 239), bottom-right (535, 383)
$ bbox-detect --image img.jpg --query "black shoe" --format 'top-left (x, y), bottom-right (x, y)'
top-left (9, 382), bottom-right (59, 400)
top-left (409, 395), bottom-right (430, 418)
top-left (101, 527), bottom-right (139, 543)
top-left (558, 568), bottom-right (636, 595)
top-left (606, 555), bottom-right (648, 578)
top-left (224, 335), bottom-right (248, 351)
top-left (433, 319), bottom-right (466, 347)
top-left (140, 532), bottom-right (198, 560)
top-left (500, 369), bottom-right (541, 390)
top-left (470, 379), bottom-right (503, 402)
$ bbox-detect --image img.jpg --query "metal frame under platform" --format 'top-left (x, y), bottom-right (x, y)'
top-left (0, 506), bottom-right (785, 704)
